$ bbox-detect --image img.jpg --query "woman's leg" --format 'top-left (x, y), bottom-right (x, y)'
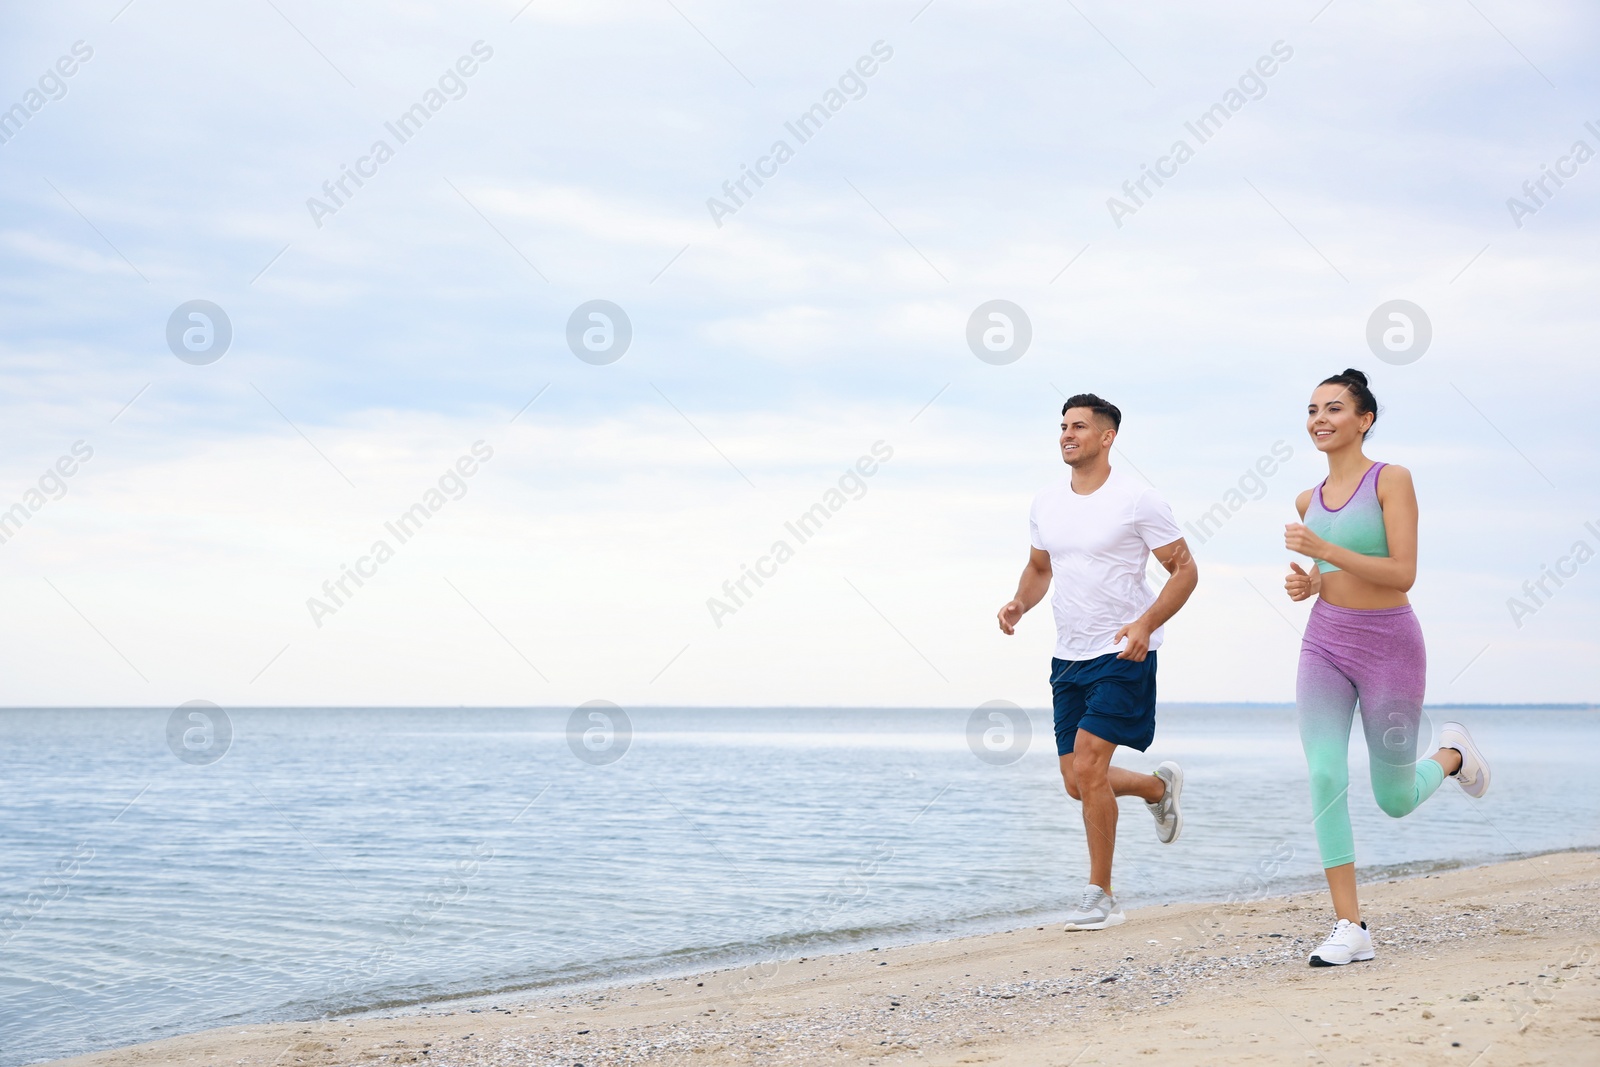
top-left (1324, 862), bottom-right (1361, 924)
top-left (1297, 642), bottom-right (1360, 912)
top-left (1354, 611), bottom-right (1448, 818)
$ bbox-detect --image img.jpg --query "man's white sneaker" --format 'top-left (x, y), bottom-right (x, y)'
top-left (1308, 918), bottom-right (1374, 966)
top-left (1062, 884), bottom-right (1125, 931)
top-left (1146, 761), bottom-right (1183, 844)
top-left (1440, 721), bottom-right (1490, 798)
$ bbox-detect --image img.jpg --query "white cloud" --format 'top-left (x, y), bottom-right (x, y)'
top-left (0, 0), bottom-right (1595, 705)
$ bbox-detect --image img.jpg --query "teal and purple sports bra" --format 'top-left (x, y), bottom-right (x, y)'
top-left (1304, 461), bottom-right (1389, 574)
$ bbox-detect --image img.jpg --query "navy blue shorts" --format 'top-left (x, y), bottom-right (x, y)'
top-left (1051, 650), bottom-right (1158, 755)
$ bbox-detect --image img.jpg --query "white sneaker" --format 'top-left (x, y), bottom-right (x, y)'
top-left (1063, 884), bottom-right (1125, 931)
top-left (1309, 918), bottom-right (1374, 966)
top-left (1440, 721), bottom-right (1490, 798)
top-left (1146, 761), bottom-right (1183, 844)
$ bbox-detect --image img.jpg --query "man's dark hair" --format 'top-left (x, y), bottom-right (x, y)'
top-left (1061, 393), bottom-right (1121, 431)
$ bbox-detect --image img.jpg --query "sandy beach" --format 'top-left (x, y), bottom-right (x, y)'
top-left (48, 851), bottom-right (1598, 1067)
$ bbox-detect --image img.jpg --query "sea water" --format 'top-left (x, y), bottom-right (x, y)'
top-left (2, 705), bottom-right (1595, 1065)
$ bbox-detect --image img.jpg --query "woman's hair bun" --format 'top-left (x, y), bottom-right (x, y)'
top-left (1340, 367), bottom-right (1369, 387)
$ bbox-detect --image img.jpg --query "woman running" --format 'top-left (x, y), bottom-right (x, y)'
top-left (1283, 368), bottom-right (1490, 967)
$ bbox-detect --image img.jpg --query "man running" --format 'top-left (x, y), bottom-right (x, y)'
top-left (997, 394), bottom-right (1198, 930)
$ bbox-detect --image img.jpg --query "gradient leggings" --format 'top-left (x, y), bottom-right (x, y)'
top-left (1297, 600), bottom-right (1445, 869)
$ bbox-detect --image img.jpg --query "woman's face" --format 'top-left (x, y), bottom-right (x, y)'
top-left (1306, 383), bottom-right (1372, 452)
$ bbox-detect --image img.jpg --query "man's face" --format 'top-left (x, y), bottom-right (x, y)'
top-left (1059, 408), bottom-right (1112, 467)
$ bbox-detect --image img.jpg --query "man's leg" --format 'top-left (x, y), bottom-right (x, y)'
top-left (1058, 751), bottom-right (1166, 803)
top-left (1070, 730), bottom-right (1163, 892)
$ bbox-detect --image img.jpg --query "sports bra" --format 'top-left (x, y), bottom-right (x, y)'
top-left (1304, 462), bottom-right (1389, 574)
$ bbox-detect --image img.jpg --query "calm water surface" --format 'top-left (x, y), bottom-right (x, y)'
top-left (2, 705), bottom-right (1595, 1065)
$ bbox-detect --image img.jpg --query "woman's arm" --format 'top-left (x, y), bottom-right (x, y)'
top-left (1284, 488), bottom-right (1321, 601)
top-left (1284, 466), bottom-right (1418, 592)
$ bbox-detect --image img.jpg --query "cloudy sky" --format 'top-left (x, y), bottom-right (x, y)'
top-left (1, 0), bottom-right (1595, 708)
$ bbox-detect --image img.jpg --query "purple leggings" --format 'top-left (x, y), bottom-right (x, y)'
top-left (1296, 599), bottom-right (1445, 868)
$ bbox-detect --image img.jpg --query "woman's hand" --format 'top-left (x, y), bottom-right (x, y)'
top-left (1285, 561), bottom-right (1320, 602)
top-left (1284, 522), bottom-right (1328, 559)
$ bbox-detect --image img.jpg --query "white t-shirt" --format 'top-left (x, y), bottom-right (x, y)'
top-left (1028, 466), bottom-right (1184, 662)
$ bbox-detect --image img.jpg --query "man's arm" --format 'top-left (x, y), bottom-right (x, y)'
top-left (997, 547), bottom-right (1052, 635)
top-left (1113, 537), bottom-right (1198, 661)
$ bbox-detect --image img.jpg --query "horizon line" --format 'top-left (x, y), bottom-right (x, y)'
top-left (0, 702), bottom-right (1594, 711)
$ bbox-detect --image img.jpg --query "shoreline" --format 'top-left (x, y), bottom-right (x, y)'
top-left (45, 850), bottom-right (1600, 1067)
top-left (352, 846), bottom-right (1589, 1022)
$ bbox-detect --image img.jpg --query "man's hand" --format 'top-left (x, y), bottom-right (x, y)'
top-left (1113, 619), bottom-right (1153, 661)
top-left (1284, 522), bottom-right (1328, 559)
top-left (1285, 561), bottom-right (1320, 602)
top-left (1000, 547), bottom-right (1052, 636)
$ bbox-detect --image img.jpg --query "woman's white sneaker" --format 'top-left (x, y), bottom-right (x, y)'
top-left (1309, 918), bottom-right (1374, 966)
top-left (1440, 721), bottom-right (1490, 798)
